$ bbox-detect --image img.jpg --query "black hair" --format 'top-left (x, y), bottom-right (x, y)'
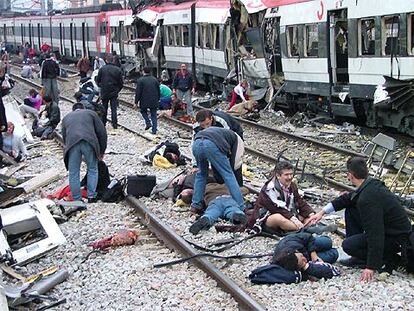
top-left (195, 109), bottom-right (213, 123)
top-left (74, 91), bottom-right (83, 101)
top-left (43, 95), bottom-right (52, 103)
top-left (143, 67), bottom-right (151, 74)
top-left (272, 250), bottom-right (299, 271)
top-left (72, 102), bottom-right (84, 111)
top-left (274, 161), bottom-right (294, 176)
top-left (29, 89), bottom-right (38, 96)
top-left (346, 157), bottom-right (369, 179)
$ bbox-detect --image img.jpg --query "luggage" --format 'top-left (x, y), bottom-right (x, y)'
top-left (126, 175), bottom-right (156, 197)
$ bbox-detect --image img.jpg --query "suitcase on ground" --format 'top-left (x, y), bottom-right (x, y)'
top-left (126, 175), bottom-right (156, 197)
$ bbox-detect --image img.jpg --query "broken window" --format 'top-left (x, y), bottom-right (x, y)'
top-left (196, 24), bottom-right (202, 47)
top-left (183, 25), bottom-right (189, 46)
top-left (287, 26), bottom-right (299, 57)
top-left (211, 25), bottom-right (220, 49)
top-left (111, 27), bottom-right (119, 43)
top-left (166, 26), bottom-right (174, 46)
top-left (202, 24), bottom-right (210, 48)
top-left (100, 22), bottom-right (107, 36)
top-left (409, 14), bottom-right (414, 55)
top-left (305, 24), bottom-right (318, 57)
top-left (360, 18), bottom-right (375, 55)
top-left (382, 15), bottom-right (400, 55)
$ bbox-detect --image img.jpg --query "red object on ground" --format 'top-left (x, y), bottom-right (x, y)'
top-left (89, 230), bottom-right (139, 250)
top-left (46, 185), bottom-right (88, 201)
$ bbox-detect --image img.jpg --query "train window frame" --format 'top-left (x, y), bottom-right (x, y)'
top-left (287, 25), bottom-right (299, 57)
top-left (381, 15), bottom-right (400, 56)
top-left (175, 25), bottom-right (182, 46)
top-left (304, 24), bottom-right (318, 57)
top-left (359, 18), bottom-right (376, 56)
top-left (100, 22), bottom-right (107, 36)
top-left (182, 25), bottom-right (189, 46)
top-left (196, 24), bottom-right (201, 48)
top-left (408, 13), bottom-right (414, 56)
top-left (211, 25), bottom-right (220, 50)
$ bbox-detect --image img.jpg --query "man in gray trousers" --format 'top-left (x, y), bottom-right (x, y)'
top-left (41, 53), bottom-right (60, 104)
top-left (61, 103), bottom-right (107, 203)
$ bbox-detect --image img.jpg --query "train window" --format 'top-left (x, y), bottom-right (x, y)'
top-left (382, 15), bottom-right (400, 56)
top-left (197, 25), bottom-right (202, 48)
top-left (359, 19), bottom-right (375, 56)
top-left (409, 14), bottom-right (414, 55)
top-left (175, 26), bottom-right (181, 46)
top-left (183, 25), bottom-right (189, 46)
top-left (100, 22), bottom-right (107, 36)
top-left (166, 26), bottom-right (173, 46)
top-left (111, 27), bottom-right (119, 43)
top-left (304, 24), bottom-right (318, 57)
top-left (287, 26), bottom-right (299, 57)
top-left (211, 25), bottom-right (220, 49)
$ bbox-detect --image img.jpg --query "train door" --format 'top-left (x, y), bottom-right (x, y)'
top-left (59, 23), bottom-right (63, 55)
top-left (82, 22), bottom-right (87, 57)
top-left (119, 21), bottom-right (125, 57)
top-left (328, 9), bottom-right (349, 84)
top-left (70, 23), bottom-right (74, 57)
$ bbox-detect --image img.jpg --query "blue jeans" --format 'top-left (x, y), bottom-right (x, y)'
top-left (204, 196), bottom-right (245, 225)
top-left (159, 96), bottom-right (171, 110)
top-left (192, 138), bottom-right (244, 210)
top-left (140, 108), bottom-right (158, 134)
top-left (311, 236), bottom-right (339, 264)
top-left (68, 140), bottom-right (98, 200)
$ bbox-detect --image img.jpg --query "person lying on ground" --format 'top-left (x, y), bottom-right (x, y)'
top-left (20, 88), bottom-right (42, 119)
top-left (2, 122), bottom-right (27, 162)
top-left (248, 161), bottom-right (315, 235)
top-left (32, 95), bottom-right (60, 140)
top-left (187, 183), bottom-right (249, 235)
top-left (305, 157), bottom-right (412, 281)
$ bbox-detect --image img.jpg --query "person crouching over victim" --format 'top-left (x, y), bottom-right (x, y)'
top-left (249, 161), bottom-right (315, 234)
top-left (228, 79), bottom-right (249, 110)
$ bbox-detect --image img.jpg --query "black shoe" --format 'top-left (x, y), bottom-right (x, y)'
top-left (145, 124), bottom-right (151, 130)
top-left (232, 213), bottom-right (247, 225)
top-left (189, 217), bottom-right (210, 235)
top-left (88, 197), bottom-right (98, 203)
top-left (338, 257), bottom-right (366, 268)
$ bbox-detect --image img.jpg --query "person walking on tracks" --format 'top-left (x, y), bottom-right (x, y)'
top-left (191, 127), bottom-right (245, 215)
top-left (306, 157), bottom-right (412, 281)
top-left (96, 54), bottom-right (123, 129)
top-left (172, 63), bottom-right (195, 116)
top-left (135, 67), bottom-right (160, 135)
top-left (61, 103), bottom-right (107, 203)
top-left (40, 53), bottom-right (60, 105)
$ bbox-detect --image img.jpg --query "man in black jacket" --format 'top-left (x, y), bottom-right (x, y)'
top-left (32, 95), bottom-right (61, 140)
top-left (193, 109), bottom-right (244, 185)
top-left (135, 67), bottom-right (160, 134)
top-left (62, 103), bottom-right (107, 202)
top-left (41, 53), bottom-right (60, 104)
top-left (96, 54), bottom-right (123, 129)
top-left (306, 157), bottom-right (412, 281)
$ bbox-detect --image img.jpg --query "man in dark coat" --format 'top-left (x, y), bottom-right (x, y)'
top-left (96, 54), bottom-right (123, 129)
top-left (61, 103), bottom-right (107, 202)
top-left (306, 157), bottom-right (412, 281)
top-left (40, 53), bottom-right (60, 104)
top-left (192, 109), bottom-right (244, 185)
top-left (248, 161), bottom-right (315, 234)
top-left (135, 67), bottom-right (160, 134)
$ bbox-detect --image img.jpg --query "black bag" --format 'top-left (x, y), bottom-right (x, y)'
top-left (127, 175), bottom-right (156, 197)
top-left (101, 178), bottom-right (126, 203)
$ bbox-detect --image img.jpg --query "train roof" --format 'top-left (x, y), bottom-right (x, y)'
top-left (62, 3), bottom-right (123, 15)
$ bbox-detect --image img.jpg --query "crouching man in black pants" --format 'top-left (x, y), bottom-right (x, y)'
top-left (306, 157), bottom-right (412, 282)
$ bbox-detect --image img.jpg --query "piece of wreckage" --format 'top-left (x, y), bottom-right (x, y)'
top-left (0, 199), bottom-right (66, 266)
top-left (373, 76), bottom-right (414, 137)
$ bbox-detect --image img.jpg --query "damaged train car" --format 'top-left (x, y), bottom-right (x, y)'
top-left (129, 0), bottom-right (414, 136)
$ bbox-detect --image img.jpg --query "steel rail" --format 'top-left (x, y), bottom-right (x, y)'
top-left (10, 63), bottom-right (70, 82)
top-left (126, 196), bottom-right (266, 311)
top-left (192, 104), bottom-right (366, 158)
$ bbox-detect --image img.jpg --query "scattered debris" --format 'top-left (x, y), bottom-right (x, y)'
top-left (88, 229), bottom-right (139, 250)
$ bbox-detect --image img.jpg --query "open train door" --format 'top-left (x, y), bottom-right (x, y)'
top-left (328, 9), bottom-right (349, 85)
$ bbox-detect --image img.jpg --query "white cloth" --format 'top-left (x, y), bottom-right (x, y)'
top-left (94, 58), bottom-right (106, 71)
top-left (233, 84), bottom-right (248, 101)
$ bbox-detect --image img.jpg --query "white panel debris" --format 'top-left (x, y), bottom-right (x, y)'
top-left (2, 95), bottom-right (34, 144)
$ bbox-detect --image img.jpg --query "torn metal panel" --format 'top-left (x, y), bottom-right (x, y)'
top-left (240, 0), bottom-right (312, 14)
top-left (2, 95), bottom-right (34, 144)
top-left (0, 199), bottom-right (66, 265)
top-left (136, 8), bottom-right (160, 25)
top-left (241, 58), bottom-right (270, 79)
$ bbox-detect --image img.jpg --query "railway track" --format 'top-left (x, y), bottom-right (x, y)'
top-left (12, 73), bottom-right (268, 311)
top-left (10, 63), bottom-right (71, 82)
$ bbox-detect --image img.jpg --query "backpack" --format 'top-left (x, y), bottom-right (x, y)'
top-left (249, 264), bottom-right (302, 285)
top-left (101, 178), bottom-right (126, 203)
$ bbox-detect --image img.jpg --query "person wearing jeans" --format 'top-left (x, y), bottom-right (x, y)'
top-left (191, 127), bottom-right (245, 214)
top-left (62, 103), bottom-right (107, 202)
top-left (189, 183), bottom-right (248, 235)
top-left (140, 108), bottom-right (158, 134)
